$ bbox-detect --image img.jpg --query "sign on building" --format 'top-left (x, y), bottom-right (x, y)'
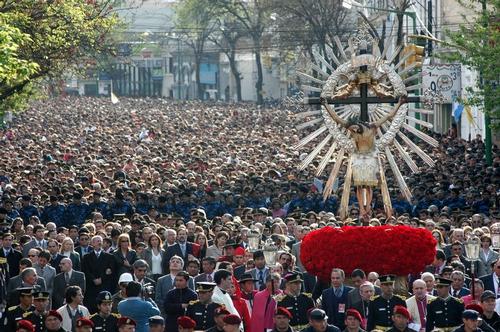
top-left (422, 64), bottom-right (461, 103)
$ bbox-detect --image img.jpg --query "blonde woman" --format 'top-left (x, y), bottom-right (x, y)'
top-left (60, 237), bottom-right (81, 271)
top-left (112, 233), bottom-right (138, 275)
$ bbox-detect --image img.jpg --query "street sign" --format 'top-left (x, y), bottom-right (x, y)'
top-left (422, 64), bottom-right (461, 103)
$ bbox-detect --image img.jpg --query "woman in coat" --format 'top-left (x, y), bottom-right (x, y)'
top-left (112, 233), bottom-right (138, 275)
top-left (60, 237), bottom-right (81, 271)
top-left (142, 233), bottom-right (165, 280)
top-left (478, 235), bottom-right (499, 276)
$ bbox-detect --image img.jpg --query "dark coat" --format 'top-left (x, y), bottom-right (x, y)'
top-left (81, 251), bottom-right (117, 313)
top-left (321, 286), bottom-right (354, 330)
top-left (164, 287), bottom-right (198, 331)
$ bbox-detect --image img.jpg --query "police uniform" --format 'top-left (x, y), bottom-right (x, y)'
top-left (277, 273), bottom-right (314, 330)
top-left (367, 275), bottom-right (407, 332)
top-left (425, 277), bottom-right (464, 332)
top-left (185, 282), bottom-right (221, 330)
top-left (3, 287), bottom-right (34, 330)
top-left (386, 327), bottom-right (418, 332)
top-left (90, 291), bottom-right (120, 332)
top-left (23, 291), bottom-right (50, 332)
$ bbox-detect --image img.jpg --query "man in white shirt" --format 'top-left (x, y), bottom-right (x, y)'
top-left (57, 285), bottom-right (90, 332)
top-left (211, 269), bottom-right (240, 317)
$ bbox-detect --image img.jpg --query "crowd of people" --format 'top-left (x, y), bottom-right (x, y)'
top-left (0, 97), bottom-right (499, 332)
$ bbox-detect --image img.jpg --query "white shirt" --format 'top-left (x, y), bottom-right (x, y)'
top-left (151, 251), bottom-right (162, 275)
top-left (496, 298), bottom-right (500, 314)
top-left (493, 273), bottom-right (500, 295)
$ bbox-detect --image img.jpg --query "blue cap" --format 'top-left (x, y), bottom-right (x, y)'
top-left (462, 310), bottom-right (479, 320)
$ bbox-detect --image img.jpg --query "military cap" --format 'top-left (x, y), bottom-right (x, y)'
top-left (76, 318), bottom-right (94, 328)
top-left (33, 291), bottom-right (50, 300)
top-left (462, 310), bottom-right (479, 320)
top-left (284, 272), bottom-right (303, 283)
top-left (196, 282), bottom-right (216, 292)
top-left (117, 317), bottom-right (136, 327)
top-left (177, 316), bottom-right (196, 328)
top-left (46, 310), bottom-right (63, 322)
top-left (435, 277), bottom-right (453, 286)
top-left (275, 307), bottom-right (292, 319)
top-left (346, 309), bottom-right (363, 322)
top-left (222, 314), bottom-right (241, 325)
top-left (148, 316), bottom-right (164, 326)
top-left (393, 305), bottom-right (411, 320)
top-left (309, 308), bottom-right (328, 321)
top-left (465, 304), bottom-right (483, 315)
top-left (17, 287), bottom-right (34, 296)
top-left (214, 307), bottom-right (231, 316)
top-left (96, 291), bottom-right (113, 304)
top-left (378, 274), bottom-right (396, 284)
top-left (238, 273), bottom-right (257, 283)
top-left (480, 290), bottom-right (496, 302)
top-left (17, 319), bottom-right (34, 332)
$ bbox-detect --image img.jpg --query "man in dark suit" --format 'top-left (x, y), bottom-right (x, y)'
top-left (450, 270), bottom-right (471, 298)
top-left (0, 232), bottom-right (23, 280)
top-left (74, 232), bottom-right (92, 259)
top-left (82, 235), bottom-right (117, 313)
top-left (52, 257), bottom-right (85, 309)
top-left (162, 228), bottom-right (194, 271)
top-left (22, 225), bottom-right (48, 257)
top-left (248, 250), bottom-right (270, 291)
top-left (480, 258), bottom-right (500, 293)
top-left (6, 267), bottom-right (46, 306)
top-left (321, 268), bottom-right (353, 330)
top-left (194, 257), bottom-right (216, 283)
top-left (348, 281), bottom-right (375, 325)
top-left (347, 269), bottom-right (381, 308)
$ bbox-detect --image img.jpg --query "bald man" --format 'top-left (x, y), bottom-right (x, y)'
top-left (52, 258), bottom-right (86, 308)
top-left (406, 279), bottom-right (435, 331)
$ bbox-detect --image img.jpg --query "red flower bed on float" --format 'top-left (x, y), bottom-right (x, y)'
top-left (300, 225), bottom-right (437, 281)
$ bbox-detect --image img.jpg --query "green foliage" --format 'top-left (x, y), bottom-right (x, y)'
top-left (444, 0), bottom-right (500, 126)
top-left (0, 0), bottom-right (119, 114)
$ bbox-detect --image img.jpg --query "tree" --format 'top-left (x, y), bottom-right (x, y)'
top-left (208, 18), bottom-right (245, 101)
top-left (444, 0), bottom-right (499, 125)
top-left (214, 0), bottom-right (273, 105)
top-left (175, 0), bottom-right (218, 100)
top-left (0, 0), bottom-right (118, 114)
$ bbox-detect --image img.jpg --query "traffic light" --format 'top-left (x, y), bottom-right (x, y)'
top-left (403, 44), bottom-right (425, 68)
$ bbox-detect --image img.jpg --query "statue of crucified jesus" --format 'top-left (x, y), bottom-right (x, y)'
top-left (320, 97), bottom-right (407, 220)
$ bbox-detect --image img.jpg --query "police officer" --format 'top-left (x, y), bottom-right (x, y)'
top-left (426, 277), bottom-right (464, 332)
top-left (185, 282), bottom-right (221, 330)
top-left (23, 291), bottom-right (50, 332)
top-left (44, 310), bottom-right (65, 332)
top-left (272, 307), bottom-right (295, 332)
top-left (367, 275), bottom-right (407, 331)
top-left (4, 287), bottom-right (34, 330)
top-left (90, 291), bottom-right (120, 332)
top-left (277, 272), bottom-right (314, 330)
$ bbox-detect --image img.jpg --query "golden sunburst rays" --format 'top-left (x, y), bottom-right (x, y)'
top-left (290, 26), bottom-right (436, 203)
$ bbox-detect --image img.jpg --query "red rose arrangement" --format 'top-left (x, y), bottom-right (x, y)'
top-left (300, 225), bottom-right (437, 281)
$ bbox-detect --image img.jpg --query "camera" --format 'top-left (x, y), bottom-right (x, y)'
top-left (141, 283), bottom-right (154, 298)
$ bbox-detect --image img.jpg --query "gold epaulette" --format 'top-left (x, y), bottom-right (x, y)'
top-left (303, 292), bottom-right (312, 298)
top-left (275, 294), bottom-right (286, 302)
top-left (90, 313), bottom-right (97, 319)
top-left (111, 313), bottom-right (121, 318)
top-left (8, 305), bottom-right (18, 311)
top-left (455, 297), bottom-right (464, 303)
top-left (23, 312), bottom-right (32, 318)
top-left (395, 294), bottom-right (406, 300)
top-left (189, 300), bottom-right (199, 305)
top-left (428, 297), bottom-right (438, 303)
top-left (371, 295), bottom-right (380, 301)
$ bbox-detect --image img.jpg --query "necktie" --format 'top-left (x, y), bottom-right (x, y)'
top-left (335, 287), bottom-right (341, 297)
top-left (207, 274), bottom-right (212, 282)
top-left (417, 298), bottom-right (426, 326)
top-left (258, 270), bottom-right (264, 289)
top-left (95, 251), bottom-right (100, 259)
top-left (65, 272), bottom-right (70, 284)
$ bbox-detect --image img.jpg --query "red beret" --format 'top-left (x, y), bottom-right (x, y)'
top-left (214, 307), bottom-right (231, 316)
top-left (76, 318), bottom-right (94, 328)
top-left (223, 314), bottom-right (241, 325)
top-left (465, 303), bottom-right (484, 315)
top-left (275, 307), bottom-right (292, 319)
top-left (234, 247), bottom-right (245, 256)
top-left (17, 320), bottom-right (34, 332)
top-left (393, 305), bottom-right (411, 320)
top-left (177, 316), bottom-right (196, 329)
top-left (346, 309), bottom-right (362, 322)
top-left (117, 317), bottom-right (136, 327)
top-left (46, 310), bottom-right (63, 322)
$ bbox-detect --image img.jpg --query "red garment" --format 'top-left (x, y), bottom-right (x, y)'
top-left (231, 276), bottom-right (242, 298)
top-left (231, 295), bottom-right (252, 332)
top-left (191, 243), bottom-right (201, 257)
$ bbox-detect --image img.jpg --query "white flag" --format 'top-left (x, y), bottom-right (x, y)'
top-left (111, 92), bottom-right (119, 104)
